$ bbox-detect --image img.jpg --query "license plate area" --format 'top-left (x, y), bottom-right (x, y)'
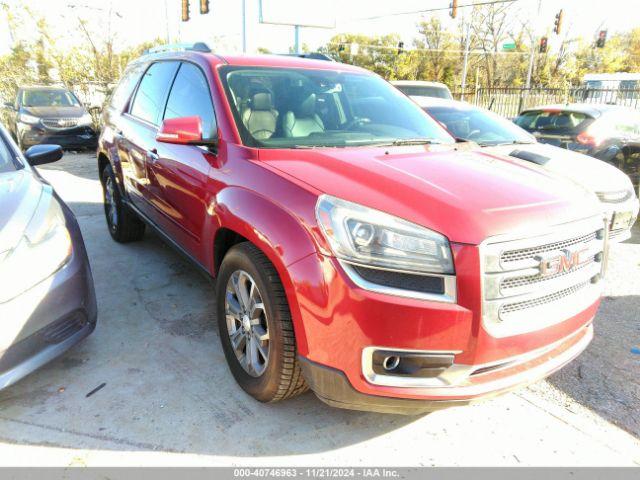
top-left (611, 211), bottom-right (633, 230)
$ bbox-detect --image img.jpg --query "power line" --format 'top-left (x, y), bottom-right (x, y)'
top-left (346, 0), bottom-right (520, 22)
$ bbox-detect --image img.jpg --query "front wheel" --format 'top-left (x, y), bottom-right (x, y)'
top-left (216, 242), bottom-right (307, 402)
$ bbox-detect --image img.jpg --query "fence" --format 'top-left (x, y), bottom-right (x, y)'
top-left (451, 87), bottom-right (640, 118)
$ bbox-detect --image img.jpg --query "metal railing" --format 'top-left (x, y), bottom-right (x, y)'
top-left (451, 87), bottom-right (640, 118)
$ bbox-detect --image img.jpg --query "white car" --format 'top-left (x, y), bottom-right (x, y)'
top-left (416, 97), bottom-right (639, 242)
top-left (391, 80), bottom-right (453, 100)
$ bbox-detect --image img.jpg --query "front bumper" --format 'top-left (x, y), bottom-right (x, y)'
top-left (288, 243), bottom-right (599, 414)
top-left (300, 324), bottom-right (593, 414)
top-left (18, 123), bottom-right (97, 150)
top-left (0, 202), bottom-right (97, 390)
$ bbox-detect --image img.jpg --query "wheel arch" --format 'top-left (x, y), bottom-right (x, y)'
top-left (212, 187), bottom-right (320, 354)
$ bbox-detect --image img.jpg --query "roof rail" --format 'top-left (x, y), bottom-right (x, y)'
top-left (278, 53), bottom-right (334, 62)
top-left (144, 42), bottom-right (212, 55)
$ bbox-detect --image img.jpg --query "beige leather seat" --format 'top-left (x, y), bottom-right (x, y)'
top-left (283, 93), bottom-right (325, 137)
top-left (242, 92), bottom-right (279, 140)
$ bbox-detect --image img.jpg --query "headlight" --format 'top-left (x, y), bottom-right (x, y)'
top-left (18, 113), bottom-right (40, 125)
top-left (78, 113), bottom-right (93, 126)
top-left (595, 189), bottom-right (634, 204)
top-left (316, 195), bottom-right (454, 274)
top-left (0, 191), bottom-right (73, 303)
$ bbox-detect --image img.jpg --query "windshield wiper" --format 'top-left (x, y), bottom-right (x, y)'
top-left (390, 138), bottom-right (443, 146)
top-left (481, 140), bottom-right (535, 147)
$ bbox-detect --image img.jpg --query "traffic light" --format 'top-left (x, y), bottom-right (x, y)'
top-left (200, 0), bottom-right (209, 14)
top-left (450, 0), bottom-right (458, 19)
top-left (539, 36), bottom-right (548, 53)
top-left (397, 41), bottom-right (404, 55)
top-left (181, 0), bottom-right (190, 21)
top-left (553, 9), bottom-right (563, 35)
top-left (596, 30), bottom-right (607, 48)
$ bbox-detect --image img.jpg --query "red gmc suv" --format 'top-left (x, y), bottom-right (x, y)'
top-left (98, 44), bottom-right (607, 414)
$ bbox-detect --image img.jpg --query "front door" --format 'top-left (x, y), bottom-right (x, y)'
top-left (120, 60), bottom-right (179, 218)
top-left (147, 61), bottom-right (219, 265)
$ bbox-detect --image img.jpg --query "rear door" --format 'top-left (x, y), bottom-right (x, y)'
top-left (147, 61), bottom-right (218, 264)
top-left (120, 60), bottom-right (179, 217)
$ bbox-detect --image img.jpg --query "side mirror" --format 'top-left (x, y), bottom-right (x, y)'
top-left (156, 116), bottom-right (216, 146)
top-left (24, 144), bottom-right (64, 166)
top-left (3, 101), bottom-right (14, 110)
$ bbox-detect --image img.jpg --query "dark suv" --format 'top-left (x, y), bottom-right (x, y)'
top-left (2, 86), bottom-right (97, 150)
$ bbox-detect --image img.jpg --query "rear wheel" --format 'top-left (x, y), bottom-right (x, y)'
top-left (216, 242), bottom-right (307, 402)
top-left (100, 163), bottom-right (146, 243)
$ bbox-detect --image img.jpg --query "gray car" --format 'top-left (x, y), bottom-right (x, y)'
top-left (0, 124), bottom-right (97, 390)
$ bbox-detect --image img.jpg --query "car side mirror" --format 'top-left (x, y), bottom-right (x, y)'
top-left (3, 101), bottom-right (14, 110)
top-left (156, 116), bottom-right (217, 146)
top-left (24, 144), bottom-right (64, 166)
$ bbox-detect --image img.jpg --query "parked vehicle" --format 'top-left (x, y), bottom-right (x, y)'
top-left (98, 44), bottom-right (606, 414)
top-left (417, 97), bottom-right (639, 242)
top-left (0, 124), bottom-right (97, 390)
top-left (514, 104), bottom-right (640, 188)
top-left (2, 86), bottom-right (97, 151)
top-left (391, 80), bottom-right (453, 100)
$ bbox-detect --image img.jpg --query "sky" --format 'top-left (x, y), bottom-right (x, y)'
top-left (0, 0), bottom-right (638, 55)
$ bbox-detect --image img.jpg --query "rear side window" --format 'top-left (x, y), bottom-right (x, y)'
top-left (515, 110), bottom-right (592, 133)
top-left (163, 62), bottom-right (217, 139)
top-left (109, 64), bottom-right (145, 112)
top-left (397, 85), bottom-right (453, 100)
top-left (130, 61), bottom-right (179, 125)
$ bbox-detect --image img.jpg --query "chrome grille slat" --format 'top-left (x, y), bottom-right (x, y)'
top-left (500, 232), bottom-right (596, 264)
top-left (499, 282), bottom-right (589, 315)
top-left (501, 257), bottom-right (595, 291)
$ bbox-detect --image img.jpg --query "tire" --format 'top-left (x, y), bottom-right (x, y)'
top-left (100, 163), bottom-right (146, 243)
top-left (216, 242), bottom-right (307, 402)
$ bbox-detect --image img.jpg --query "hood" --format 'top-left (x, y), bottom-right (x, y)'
top-left (0, 170), bottom-right (43, 253)
top-left (259, 145), bottom-right (602, 245)
top-left (22, 105), bottom-right (85, 118)
top-left (488, 142), bottom-right (634, 194)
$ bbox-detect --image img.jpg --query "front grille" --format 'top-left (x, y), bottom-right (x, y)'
top-left (42, 312), bottom-right (87, 344)
top-left (501, 257), bottom-right (595, 292)
top-left (499, 282), bottom-right (589, 316)
top-left (42, 118), bottom-right (78, 129)
top-left (500, 232), bottom-right (597, 265)
top-left (482, 217), bottom-right (606, 337)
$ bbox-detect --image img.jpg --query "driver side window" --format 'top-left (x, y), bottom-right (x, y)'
top-left (163, 62), bottom-right (217, 140)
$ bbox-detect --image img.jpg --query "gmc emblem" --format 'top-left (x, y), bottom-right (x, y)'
top-left (536, 248), bottom-right (588, 277)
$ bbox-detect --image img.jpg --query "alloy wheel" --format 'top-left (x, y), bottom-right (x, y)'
top-left (104, 176), bottom-right (118, 230)
top-left (225, 270), bottom-right (270, 377)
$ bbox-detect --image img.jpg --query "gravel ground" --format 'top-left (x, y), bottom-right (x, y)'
top-left (0, 151), bottom-right (638, 467)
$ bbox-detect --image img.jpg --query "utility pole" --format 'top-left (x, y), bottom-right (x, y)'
top-left (525, 0), bottom-right (542, 90)
top-left (460, 19), bottom-right (471, 100)
top-left (294, 25), bottom-right (300, 54)
top-left (242, 0), bottom-right (247, 53)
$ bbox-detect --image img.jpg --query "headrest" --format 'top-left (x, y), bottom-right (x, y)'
top-left (251, 92), bottom-right (273, 111)
top-left (294, 93), bottom-right (317, 117)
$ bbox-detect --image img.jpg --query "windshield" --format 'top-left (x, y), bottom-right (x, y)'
top-left (514, 110), bottom-right (593, 134)
top-left (21, 89), bottom-right (81, 108)
top-left (220, 66), bottom-right (454, 148)
top-left (426, 105), bottom-right (535, 146)
top-left (396, 85), bottom-right (453, 100)
top-left (0, 135), bottom-right (19, 173)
